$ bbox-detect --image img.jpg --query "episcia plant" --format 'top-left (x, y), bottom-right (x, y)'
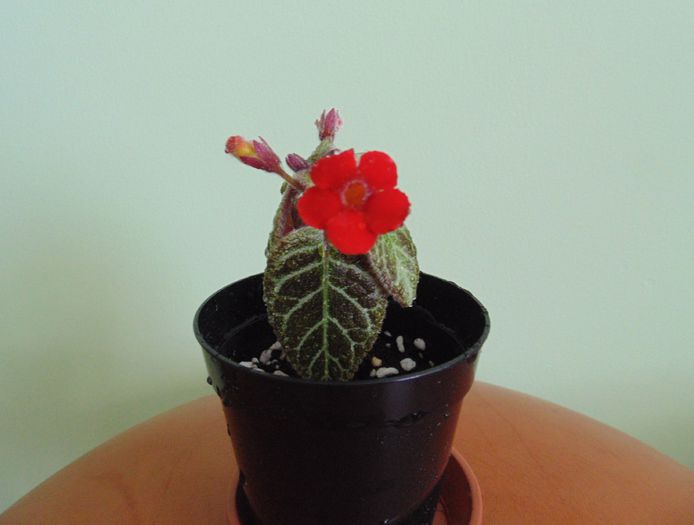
top-left (225, 109), bottom-right (419, 381)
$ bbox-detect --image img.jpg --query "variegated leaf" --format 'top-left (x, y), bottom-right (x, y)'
top-left (367, 226), bottom-right (420, 307)
top-left (264, 227), bottom-right (387, 381)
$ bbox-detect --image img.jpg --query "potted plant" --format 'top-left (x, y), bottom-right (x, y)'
top-left (194, 109), bottom-right (490, 525)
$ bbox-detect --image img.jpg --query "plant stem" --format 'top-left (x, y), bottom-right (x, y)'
top-left (276, 167), bottom-right (304, 191)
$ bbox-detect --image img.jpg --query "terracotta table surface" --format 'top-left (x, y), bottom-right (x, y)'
top-left (2, 382), bottom-right (693, 525)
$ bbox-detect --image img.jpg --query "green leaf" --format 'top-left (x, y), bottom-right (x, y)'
top-left (264, 227), bottom-right (387, 381)
top-left (367, 226), bottom-right (420, 307)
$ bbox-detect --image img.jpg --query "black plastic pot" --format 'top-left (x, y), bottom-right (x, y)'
top-left (194, 272), bottom-right (489, 525)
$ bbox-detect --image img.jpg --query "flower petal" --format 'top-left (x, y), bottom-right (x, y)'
top-left (296, 187), bottom-right (343, 229)
top-left (225, 135), bottom-right (256, 158)
top-left (364, 188), bottom-right (410, 234)
top-left (310, 149), bottom-right (357, 190)
top-left (325, 210), bottom-right (377, 255)
top-left (358, 151), bottom-right (397, 190)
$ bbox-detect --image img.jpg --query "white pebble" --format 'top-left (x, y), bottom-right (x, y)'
top-left (251, 367), bottom-right (265, 373)
top-left (414, 338), bottom-right (426, 351)
top-left (428, 360), bottom-right (435, 366)
top-left (370, 369), bottom-right (377, 378)
top-left (259, 348), bottom-right (274, 364)
top-left (400, 358), bottom-right (417, 372)
top-left (273, 370), bottom-right (288, 377)
top-left (251, 357), bottom-right (259, 364)
top-left (269, 341), bottom-right (283, 350)
top-left (239, 361), bottom-right (256, 368)
top-left (376, 367), bottom-right (400, 378)
top-left (371, 356), bottom-right (383, 367)
top-left (384, 330), bottom-right (392, 337)
top-left (395, 335), bottom-right (405, 353)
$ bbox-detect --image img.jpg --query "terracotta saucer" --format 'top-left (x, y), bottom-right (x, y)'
top-left (227, 447), bottom-right (482, 525)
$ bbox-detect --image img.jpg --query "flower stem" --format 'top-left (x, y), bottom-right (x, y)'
top-left (276, 167), bottom-right (304, 191)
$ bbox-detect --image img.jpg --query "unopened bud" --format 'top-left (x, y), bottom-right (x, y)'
top-left (315, 108), bottom-right (343, 141)
top-left (225, 135), bottom-right (281, 173)
top-left (285, 153), bottom-right (309, 172)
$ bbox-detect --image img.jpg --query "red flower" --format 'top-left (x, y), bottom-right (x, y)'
top-left (297, 149), bottom-right (410, 254)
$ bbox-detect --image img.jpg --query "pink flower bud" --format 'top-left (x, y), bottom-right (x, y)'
top-left (315, 108), bottom-right (343, 141)
top-left (225, 135), bottom-right (281, 173)
top-left (252, 137), bottom-right (281, 172)
top-left (285, 153), bottom-right (309, 172)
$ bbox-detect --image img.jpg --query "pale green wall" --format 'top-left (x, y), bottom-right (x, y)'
top-left (2, 0), bottom-right (693, 511)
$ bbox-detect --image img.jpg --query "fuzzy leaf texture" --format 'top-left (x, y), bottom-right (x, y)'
top-left (265, 186), bottom-right (306, 257)
top-left (367, 226), bottom-right (420, 307)
top-left (264, 227), bottom-right (387, 380)
top-left (306, 138), bottom-right (335, 165)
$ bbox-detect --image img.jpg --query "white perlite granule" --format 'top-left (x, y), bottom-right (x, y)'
top-left (240, 360), bottom-right (265, 372)
top-left (400, 358), bottom-right (417, 372)
top-left (371, 356), bottom-right (383, 367)
top-left (273, 370), bottom-right (288, 376)
top-left (395, 335), bottom-right (405, 353)
top-left (269, 341), bottom-right (283, 351)
top-left (259, 348), bottom-right (274, 364)
top-left (384, 330), bottom-right (392, 337)
top-left (413, 338), bottom-right (426, 351)
top-left (376, 367), bottom-right (399, 378)
top-left (370, 369), bottom-right (377, 378)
